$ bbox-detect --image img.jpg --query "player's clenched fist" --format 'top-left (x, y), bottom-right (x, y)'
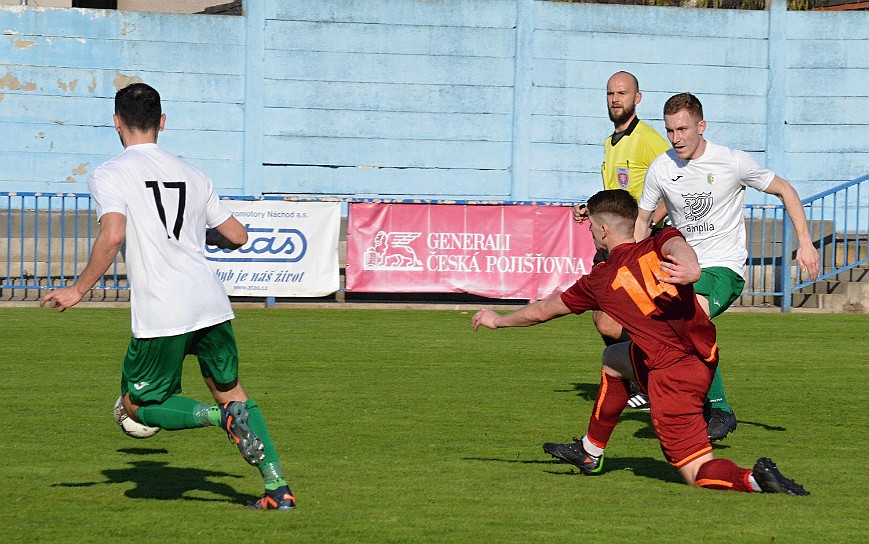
top-left (572, 203), bottom-right (588, 223)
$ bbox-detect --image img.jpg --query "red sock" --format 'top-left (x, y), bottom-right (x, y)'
top-left (695, 458), bottom-right (754, 492)
top-left (586, 370), bottom-right (630, 448)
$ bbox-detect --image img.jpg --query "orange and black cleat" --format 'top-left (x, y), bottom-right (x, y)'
top-left (248, 485), bottom-right (296, 511)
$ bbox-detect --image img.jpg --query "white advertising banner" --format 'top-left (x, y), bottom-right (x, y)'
top-left (205, 200), bottom-right (340, 297)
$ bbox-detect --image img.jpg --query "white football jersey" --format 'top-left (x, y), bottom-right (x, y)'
top-left (89, 143), bottom-right (234, 338)
top-left (639, 142), bottom-right (775, 277)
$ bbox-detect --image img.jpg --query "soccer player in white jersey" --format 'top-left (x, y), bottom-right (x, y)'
top-left (635, 92), bottom-right (820, 440)
top-left (40, 83), bottom-right (295, 511)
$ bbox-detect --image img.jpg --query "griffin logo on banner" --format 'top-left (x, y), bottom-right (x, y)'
top-left (363, 231), bottom-right (424, 271)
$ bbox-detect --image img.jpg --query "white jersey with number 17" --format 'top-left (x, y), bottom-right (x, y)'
top-left (88, 143), bottom-right (234, 338)
top-left (639, 142), bottom-right (775, 277)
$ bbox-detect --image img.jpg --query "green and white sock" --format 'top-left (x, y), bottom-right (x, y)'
top-left (137, 396), bottom-right (213, 430)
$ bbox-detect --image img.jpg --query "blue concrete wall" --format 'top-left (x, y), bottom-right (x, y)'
top-left (0, 1), bottom-right (866, 204)
top-left (527, 2), bottom-right (772, 201)
top-left (782, 8), bottom-right (869, 197)
top-left (258, 0), bottom-right (517, 200)
top-left (0, 7), bottom-right (245, 193)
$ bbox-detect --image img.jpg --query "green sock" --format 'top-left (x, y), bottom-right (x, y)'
top-left (245, 398), bottom-right (287, 489)
top-left (706, 366), bottom-right (730, 411)
top-left (137, 396), bottom-right (213, 430)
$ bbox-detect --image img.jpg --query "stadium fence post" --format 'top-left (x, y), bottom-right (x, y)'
top-left (781, 213), bottom-right (793, 312)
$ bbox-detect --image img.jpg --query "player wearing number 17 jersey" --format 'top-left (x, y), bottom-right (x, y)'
top-left (472, 189), bottom-right (808, 494)
top-left (88, 124), bottom-right (233, 337)
top-left (40, 83), bottom-right (296, 510)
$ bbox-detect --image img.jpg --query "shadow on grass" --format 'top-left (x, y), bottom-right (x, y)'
top-left (731, 419), bottom-right (786, 433)
top-left (544, 456), bottom-right (685, 484)
top-left (117, 447), bottom-right (170, 455)
top-left (52, 450), bottom-right (255, 505)
top-left (464, 455), bottom-right (683, 484)
top-left (558, 382), bottom-right (600, 402)
top-left (560, 382), bottom-right (788, 436)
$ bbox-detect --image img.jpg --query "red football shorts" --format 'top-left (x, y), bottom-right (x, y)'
top-left (631, 344), bottom-right (716, 467)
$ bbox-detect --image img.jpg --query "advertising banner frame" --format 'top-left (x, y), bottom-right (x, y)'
top-left (207, 200), bottom-right (340, 297)
top-left (346, 202), bottom-right (595, 300)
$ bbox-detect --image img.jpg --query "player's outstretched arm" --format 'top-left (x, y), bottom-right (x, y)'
top-left (657, 236), bottom-right (701, 285)
top-left (40, 212), bottom-right (125, 312)
top-left (472, 295), bottom-right (572, 331)
top-left (764, 176), bottom-right (820, 281)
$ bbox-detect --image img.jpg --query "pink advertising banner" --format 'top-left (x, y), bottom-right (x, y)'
top-left (346, 203), bottom-right (596, 300)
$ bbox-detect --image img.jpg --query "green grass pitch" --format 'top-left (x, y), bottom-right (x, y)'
top-left (1, 307), bottom-right (866, 543)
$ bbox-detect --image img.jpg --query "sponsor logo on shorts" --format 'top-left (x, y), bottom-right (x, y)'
top-left (133, 381), bottom-right (150, 391)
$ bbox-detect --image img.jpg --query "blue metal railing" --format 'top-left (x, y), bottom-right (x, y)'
top-left (3, 177), bottom-right (867, 309)
top-left (782, 174), bottom-right (869, 311)
top-left (1, 192), bottom-right (127, 297)
top-left (742, 203), bottom-right (785, 305)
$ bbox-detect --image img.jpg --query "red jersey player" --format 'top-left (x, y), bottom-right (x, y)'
top-left (472, 189), bottom-right (807, 495)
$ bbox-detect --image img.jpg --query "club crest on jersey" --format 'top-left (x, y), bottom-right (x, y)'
top-left (617, 168), bottom-right (629, 189)
top-left (682, 192), bottom-right (713, 221)
top-left (706, 173), bottom-right (716, 185)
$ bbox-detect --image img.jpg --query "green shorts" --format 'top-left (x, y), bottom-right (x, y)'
top-left (693, 267), bottom-right (746, 319)
top-left (121, 320), bottom-right (239, 405)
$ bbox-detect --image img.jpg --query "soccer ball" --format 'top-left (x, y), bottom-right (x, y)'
top-left (113, 395), bottom-right (161, 439)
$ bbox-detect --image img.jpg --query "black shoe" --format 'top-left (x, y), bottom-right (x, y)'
top-left (248, 485), bottom-right (297, 510)
top-left (752, 458), bottom-right (809, 496)
top-left (542, 438), bottom-right (604, 475)
top-left (707, 407), bottom-right (737, 442)
top-left (627, 391), bottom-right (651, 411)
top-left (220, 401), bottom-right (265, 466)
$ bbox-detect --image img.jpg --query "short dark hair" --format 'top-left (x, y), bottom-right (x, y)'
top-left (114, 83), bottom-right (162, 132)
top-left (586, 189), bottom-right (638, 230)
top-left (664, 92), bottom-right (703, 121)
